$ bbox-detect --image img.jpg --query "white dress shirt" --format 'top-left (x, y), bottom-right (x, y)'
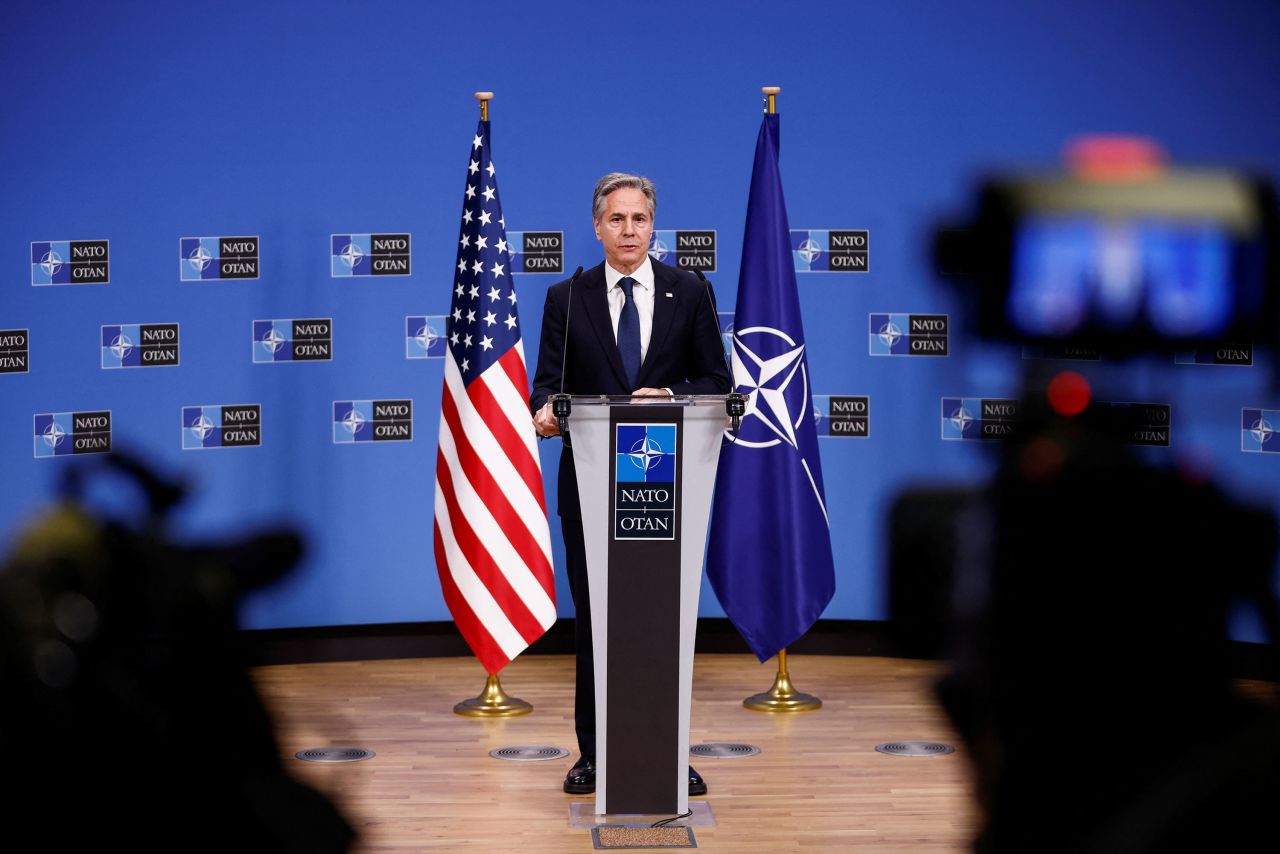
top-left (604, 256), bottom-right (655, 363)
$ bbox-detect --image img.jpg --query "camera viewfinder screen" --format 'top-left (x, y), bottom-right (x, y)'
top-left (1009, 216), bottom-right (1235, 341)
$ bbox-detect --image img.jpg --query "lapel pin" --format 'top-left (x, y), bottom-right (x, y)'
top-left (665, 292), bottom-right (673, 298)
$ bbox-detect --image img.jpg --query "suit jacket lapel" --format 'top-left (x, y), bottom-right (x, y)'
top-left (580, 263), bottom-right (630, 389)
top-left (640, 262), bottom-right (677, 385)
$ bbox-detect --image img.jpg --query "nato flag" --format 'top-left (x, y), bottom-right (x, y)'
top-left (706, 112), bottom-right (836, 662)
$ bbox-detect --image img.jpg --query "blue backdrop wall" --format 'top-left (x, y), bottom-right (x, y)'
top-left (3, 0), bottom-right (1279, 638)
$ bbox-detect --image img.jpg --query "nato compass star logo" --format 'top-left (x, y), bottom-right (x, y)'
top-left (190, 415), bottom-right (216, 442)
top-left (341, 407), bottom-right (366, 435)
top-left (797, 238), bottom-right (822, 266)
top-left (627, 434), bottom-right (667, 474)
top-left (42, 420), bottom-right (66, 450)
top-left (262, 327), bottom-right (286, 353)
top-left (877, 319), bottom-right (903, 349)
top-left (110, 332), bottom-right (134, 362)
top-left (338, 241), bottom-right (363, 270)
top-left (1243, 408), bottom-right (1280, 453)
top-left (187, 244), bottom-right (213, 273)
top-left (40, 249), bottom-right (64, 277)
top-left (728, 325), bottom-right (809, 450)
top-left (648, 236), bottom-right (670, 262)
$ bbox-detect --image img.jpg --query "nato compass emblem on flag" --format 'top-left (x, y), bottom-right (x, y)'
top-left (614, 423), bottom-right (677, 540)
top-left (1242, 408), bottom-right (1280, 453)
top-left (33, 411), bottom-right (111, 458)
top-left (180, 236), bottom-right (259, 280)
top-left (790, 229), bottom-right (869, 272)
top-left (331, 233), bottom-right (411, 276)
top-left (333, 400), bottom-right (413, 443)
top-left (31, 240), bottom-right (109, 285)
top-left (729, 325), bottom-right (811, 451)
top-left (406, 316), bottom-right (448, 359)
top-left (182, 404), bottom-right (261, 450)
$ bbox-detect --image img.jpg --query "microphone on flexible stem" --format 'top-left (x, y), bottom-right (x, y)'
top-left (696, 270), bottom-right (746, 433)
top-left (552, 265), bottom-right (584, 436)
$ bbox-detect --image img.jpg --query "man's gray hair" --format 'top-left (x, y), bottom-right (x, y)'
top-left (592, 173), bottom-right (656, 221)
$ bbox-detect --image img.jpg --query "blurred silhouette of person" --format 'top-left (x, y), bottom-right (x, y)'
top-left (0, 452), bottom-right (355, 853)
top-left (935, 391), bottom-right (1280, 853)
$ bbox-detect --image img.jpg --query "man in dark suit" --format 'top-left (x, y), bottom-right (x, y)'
top-left (530, 172), bottom-right (731, 795)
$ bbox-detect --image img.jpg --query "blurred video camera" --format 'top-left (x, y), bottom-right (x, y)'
top-left (0, 450), bottom-right (354, 853)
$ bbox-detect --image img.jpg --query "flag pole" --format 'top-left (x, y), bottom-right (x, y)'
top-left (743, 647), bottom-right (822, 712)
top-left (451, 89), bottom-right (533, 719)
top-left (740, 86), bottom-right (823, 714)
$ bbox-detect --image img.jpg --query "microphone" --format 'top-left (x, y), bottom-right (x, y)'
top-left (552, 265), bottom-right (584, 436)
top-left (696, 270), bottom-right (746, 433)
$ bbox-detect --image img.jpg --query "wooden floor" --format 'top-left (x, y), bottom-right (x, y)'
top-left (252, 654), bottom-right (978, 853)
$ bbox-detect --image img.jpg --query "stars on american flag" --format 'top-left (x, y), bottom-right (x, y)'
top-left (447, 122), bottom-right (519, 385)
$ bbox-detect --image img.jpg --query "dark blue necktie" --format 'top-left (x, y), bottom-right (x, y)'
top-left (616, 276), bottom-right (641, 390)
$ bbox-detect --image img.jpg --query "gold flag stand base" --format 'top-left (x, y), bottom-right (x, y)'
top-left (743, 648), bottom-right (822, 713)
top-left (453, 673), bottom-right (533, 717)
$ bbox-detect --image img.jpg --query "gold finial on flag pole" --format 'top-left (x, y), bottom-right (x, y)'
top-left (454, 671), bottom-right (533, 717)
top-left (474, 91), bottom-right (494, 122)
top-left (743, 648), bottom-right (823, 712)
top-left (762, 86), bottom-right (780, 115)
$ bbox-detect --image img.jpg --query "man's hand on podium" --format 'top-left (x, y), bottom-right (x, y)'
top-left (534, 401), bottom-right (560, 438)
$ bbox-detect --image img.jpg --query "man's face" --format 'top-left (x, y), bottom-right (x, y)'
top-left (594, 187), bottom-right (653, 275)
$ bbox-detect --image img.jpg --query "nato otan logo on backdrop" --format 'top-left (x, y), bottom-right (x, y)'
top-left (1023, 344), bottom-right (1101, 361)
top-left (333, 400), bottom-right (413, 443)
top-left (331, 233), bottom-right (411, 276)
top-left (942, 398), bottom-right (1019, 441)
top-left (31, 240), bottom-right (109, 285)
top-left (101, 324), bottom-right (180, 368)
top-left (869, 313), bottom-right (949, 356)
top-left (182, 404), bottom-right (262, 450)
top-left (180, 236), bottom-right (259, 280)
top-left (506, 231), bottom-right (564, 273)
top-left (813, 395), bottom-right (869, 438)
top-left (1105, 402), bottom-right (1171, 447)
top-left (406, 316), bottom-right (448, 359)
top-left (791, 230), bottom-right (869, 272)
top-left (1, 329), bottom-right (29, 374)
top-left (33, 411), bottom-right (111, 458)
top-left (1175, 343), bottom-right (1253, 366)
top-left (614, 423), bottom-right (677, 540)
top-left (1242, 408), bottom-right (1280, 453)
top-left (648, 230), bottom-right (716, 272)
top-left (253, 318), bottom-right (332, 362)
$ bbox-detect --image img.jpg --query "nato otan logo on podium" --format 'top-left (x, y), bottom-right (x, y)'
top-left (614, 423), bottom-right (677, 540)
top-left (1243, 408), bottom-right (1280, 453)
top-left (791, 230), bottom-right (868, 272)
top-left (649, 230), bottom-right (716, 272)
top-left (31, 240), bottom-right (109, 285)
top-left (869, 313), bottom-right (949, 356)
top-left (942, 398), bottom-right (1019, 441)
top-left (34, 411), bottom-right (111, 458)
top-left (253, 319), bottom-right (333, 362)
top-left (813, 395), bottom-right (869, 438)
top-left (101, 324), bottom-right (180, 368)
top-left (406, 316), bottom-right (448, 359)
top-left (507, 231), bottom-right (564, 273)
top-left (331, 233), bottom-right (411, 277)
top-left (0, 329), bottom-right (29, 374)
top-left (183, 404), bottom-right (262, 450)
top-left (333, 400), bottom-right (413, 443)
top-left (180, 236), bottom-right (259, 281)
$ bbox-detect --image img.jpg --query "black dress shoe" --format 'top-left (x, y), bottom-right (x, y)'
top-left (688, 766), bottom-right (707, 796)
top-left (563, 758), bottom-right (595, 794)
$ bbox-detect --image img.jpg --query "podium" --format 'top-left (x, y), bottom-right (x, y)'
top-left (564, 394), bottom-right (731, 816)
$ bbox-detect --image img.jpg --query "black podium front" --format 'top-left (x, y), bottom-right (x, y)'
top-left (566, 395), bottom-right (728, 816)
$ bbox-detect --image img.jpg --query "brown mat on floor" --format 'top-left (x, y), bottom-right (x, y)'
top-left (591, 824), bottom-right (696, 849)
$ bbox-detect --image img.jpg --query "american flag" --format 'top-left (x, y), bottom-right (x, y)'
top-left (433, 119), bottom-right (556, 674)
